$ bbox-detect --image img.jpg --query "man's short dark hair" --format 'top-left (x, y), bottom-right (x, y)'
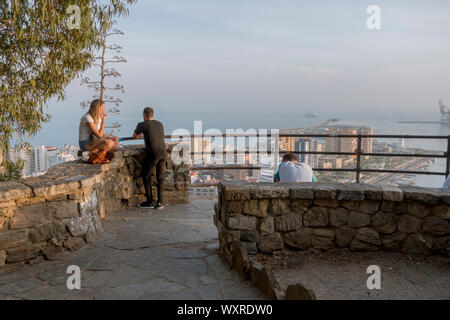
top-left (143, 107), bottom-right (154, 118)
top-left (282, 153), bottom-right (298, 162)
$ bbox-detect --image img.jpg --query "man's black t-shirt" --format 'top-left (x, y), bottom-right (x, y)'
top-left (134, 120), bottom-right (167, 157)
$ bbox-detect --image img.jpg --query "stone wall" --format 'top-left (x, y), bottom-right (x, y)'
top-left (0, 145), bottom-right (189, 271)
top-left (215, 182), bottom-right (450, 267)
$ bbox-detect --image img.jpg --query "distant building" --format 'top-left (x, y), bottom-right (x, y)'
top-left (325, 126), bottom-right (373, 155)
top-left (279, 136), bottom-right (297, 152)
top-left (341, 156), bottom-right (355, 167)
top-left (358, 127), bottom-right (374, 154)
top-left (31, 146), bottom-right (46, 174)
top-left (192, 138), bottom-right (211, 165)
top-left (319, 156), bottom-right (343, 169)
top-left (8, 145), bottom-right (79, 178)
top-left (295, 138), bottom-right (318, 168)
top-left (279, 128), bottom-right (303, 153)
top-left (325, 127), bottom-right (357, 156)
top-left (45, 146), bottom-right (59, 169)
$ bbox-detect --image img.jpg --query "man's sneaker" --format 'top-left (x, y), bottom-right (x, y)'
top-left (154, 202), bottom-right (165, 210)
top-left (138, 201), bottom-right (154, 209)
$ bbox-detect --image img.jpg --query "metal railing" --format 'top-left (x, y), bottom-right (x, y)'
top-left (121, 133), bottom-right (450, 184)
top-left (277, 133), bottom-right (449, 183)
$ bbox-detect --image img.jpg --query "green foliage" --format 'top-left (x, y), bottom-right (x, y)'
top-left (0, 0), bottom-right (136, 153)
top-left (0, 159), bottom-right (24, 182)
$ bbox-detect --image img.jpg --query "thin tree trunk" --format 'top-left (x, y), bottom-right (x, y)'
top-left (100, 29), bottom-right (106, 101)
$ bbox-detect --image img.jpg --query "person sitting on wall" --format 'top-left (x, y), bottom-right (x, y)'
top-left (78, 99), bottom-right (120, 163)
top-left (133, 107), bottom-right (168, 209)
top-left (274, 153), bottom-right (317, 183)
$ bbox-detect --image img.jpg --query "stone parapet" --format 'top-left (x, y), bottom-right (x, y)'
top-left (0, 145), bottom-right (189, 271)
top-left (215, 182), bottom-right (450, 267)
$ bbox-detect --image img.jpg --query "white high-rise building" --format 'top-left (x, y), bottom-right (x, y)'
top-left (295, 138), bottom-right (318, 168)
top-left (31, 146), bottom-right (46, 174)
top-left (45, 147), bottom-right (59, 169)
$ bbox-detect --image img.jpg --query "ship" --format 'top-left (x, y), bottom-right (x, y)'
top-left (305, 113), bottom-right (318, 118)
top-left (439, 100), bottom-right (450, 122)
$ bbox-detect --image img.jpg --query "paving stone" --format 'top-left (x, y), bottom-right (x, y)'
top-left (220, 280), bottom-right (266, 300)
top-left (14, 284), bottom-right (78, 300)
top-left (200, 275), bottom-right (218, 285)
top-left (197, 284), bottom-right (220, 300)
top-left (86, 259), bottom-right (119, 272)
top-left (82, 270), bottom-right (115, 288)
top-left (107, 265), bottom-right (160, 287)
top-left (162, 270), bottom-right (201, 289)
top-left (163, 249), bottom-right (208, 259)
top-left (0, 278), bottom-right (44, 295)
top-left (140, 288), bottom-right (200, 300)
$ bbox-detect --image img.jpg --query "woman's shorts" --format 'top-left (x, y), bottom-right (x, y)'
top-left (79, 140), bottom-right (90, 152)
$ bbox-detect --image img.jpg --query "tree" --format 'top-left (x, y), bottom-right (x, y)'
top-left (0, 0), bottom-right (136, 153)
top-left (0, 158), bottom-right (24, 182)
top-left (80, 6), bottom-right (128, 133)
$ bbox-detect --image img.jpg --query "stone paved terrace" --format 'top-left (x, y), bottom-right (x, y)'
top-left (0, 199), bottom-right (265, 300)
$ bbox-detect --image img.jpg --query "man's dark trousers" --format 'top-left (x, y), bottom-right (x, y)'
top-left (142, 152), bottom-right (166, 204)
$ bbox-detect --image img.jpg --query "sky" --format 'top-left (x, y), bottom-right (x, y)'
top-left (32, 0), bottom-right (450, 146)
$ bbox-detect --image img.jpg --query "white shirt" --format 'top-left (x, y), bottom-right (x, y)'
top-left (279, 161), bottom-right (313, 183)
top-left (79, 113), bottom-right (101, 141)
top-left (443, 175), bottom-right (450, 189)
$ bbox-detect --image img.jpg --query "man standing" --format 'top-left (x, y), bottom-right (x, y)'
top-left (133, 107), bottom-right (167, 209)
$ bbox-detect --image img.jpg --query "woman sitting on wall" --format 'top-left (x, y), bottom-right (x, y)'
top-left (78, 99), bottom-right (120, 163)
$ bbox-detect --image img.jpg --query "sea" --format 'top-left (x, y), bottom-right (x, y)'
top-left (24, 105), bottom-right (450, 188)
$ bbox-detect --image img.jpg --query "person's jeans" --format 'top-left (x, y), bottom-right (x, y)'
top-left (79, 140), bottom-right (89, 152)
top-left (142, 153), bottom-right (166, 204)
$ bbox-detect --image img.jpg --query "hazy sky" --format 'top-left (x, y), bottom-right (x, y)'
top-left (38, 0), bottom-right (450, 145)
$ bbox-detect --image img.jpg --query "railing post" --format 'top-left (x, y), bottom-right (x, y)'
top-left (446, 136), bottom-right (450, 178)
top-left (355, 134), bottom-right (362, 183)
